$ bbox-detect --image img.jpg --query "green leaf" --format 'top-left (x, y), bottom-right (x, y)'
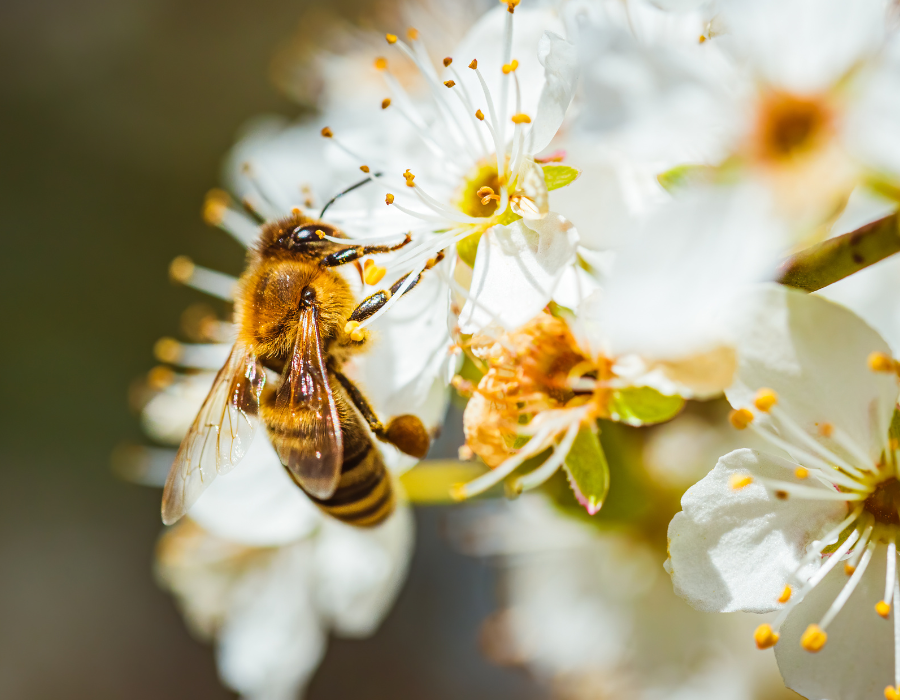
top-left (562, 427), bottom-right (610, 515)
top-left (656, 164), bottom-right (713, 193)
top-left (542, 164), bottom-right (580, 191)
top-left (608, 386), bottom-right (684, 427)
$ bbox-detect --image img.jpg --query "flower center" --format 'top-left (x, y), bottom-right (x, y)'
top-left (458, 159), bottom-right (503, 218)
top-left (864, 477), bottom-right (900, 526)
top-left (755, 92), bottom-right (831, 161)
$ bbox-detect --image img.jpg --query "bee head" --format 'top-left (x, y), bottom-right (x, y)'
top-left (257, 215), bottom-right (345, 259)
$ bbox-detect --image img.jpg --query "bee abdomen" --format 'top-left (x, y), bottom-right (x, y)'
top-left (311, 441), bottom-right (395, 527)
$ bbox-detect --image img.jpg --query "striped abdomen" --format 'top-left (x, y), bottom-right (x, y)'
top-left (262, 394), bottom-right (394, 527)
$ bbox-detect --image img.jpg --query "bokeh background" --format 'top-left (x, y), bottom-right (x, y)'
top-left (0, 0), bottom-right (544, 697)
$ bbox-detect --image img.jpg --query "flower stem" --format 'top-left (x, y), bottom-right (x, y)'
top-left (777, 214), bottom-right (900, 292)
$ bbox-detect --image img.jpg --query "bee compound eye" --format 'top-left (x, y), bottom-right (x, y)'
top-left (279, 224), bottom-right (334, 249)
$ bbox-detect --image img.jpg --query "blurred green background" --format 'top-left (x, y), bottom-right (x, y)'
top-left (0, 1), bottom-right (543, 697)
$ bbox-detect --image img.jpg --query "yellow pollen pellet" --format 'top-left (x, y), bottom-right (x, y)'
top-left (363, 263), bottom-right (387, 286)
top-left (381, 98), bottom-right (391, 109)
top-left (502, 59), bottom-right (519, 74)
top-left (443, 57), bottom-right (453, 67)
top-left (869, 351), bottom-right (895, 372)
top-left (321, 126), bottom-right (333, 138)
top-left (800, 624), bottom-right (827, 652)
top-left (754, 387), bottom-right (778, 412)
top-left (877, 601), bottom-right (891, 618)
top-left (475, 109), bottom-right (485, 121)
top-left (729, 408), bottom-right (754, 430)
top-left (314, 229), bottom-right (326, 239)
top-left (754, 624), bottom-right (779, 649)
top-left (374, 56), bottom-right (388, 71)
top-left (469, 59), bottom-right (478, 70)
top-left (344, 321), bottom-right (366, 342)
top-left (385, 33), bottom-right (398, 44)
top-left (819, 422), bottom-right (834, 437)
top-left (360, 165), bottom-right (370, 173)
top-left (444, 80), bottom-right (456, 88)
top-left (729, 474), bottom-right (753, 490)
top-left (511, 113), bottom-right (531, 124)
top-left (845, 562), bottom-right (856, 576)
top-left (886, 685), bottom-right (900, 700)
top-left (385, 193), bottom-right (395, 204)
top-left (795, 467), bottom-right (809, 480)
top-left (777, 585), bottom-right (792, 604)
top-left (406, 27), bottom-right (418, 40)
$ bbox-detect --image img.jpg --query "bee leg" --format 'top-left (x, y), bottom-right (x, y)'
top-left (348, 250), bottom-right (445, 324)
top-left (319, 234), bottom-right (412, 268)
top-left (333, 370), bottom-right (430, 459)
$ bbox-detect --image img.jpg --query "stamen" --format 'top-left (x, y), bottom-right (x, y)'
top-left (202, 191), bottom-right (258, 246)
top-left (381, 98), bottom-right (391, 109)
top-left (363, 260), bottom-right (387, 286)
top-left (445, 64), bottom-right (491, 155)
top-left (729, 474), bottom-right (753, 490)
top-left (893, 574), bottom-right (900, 689)
top-left (818, 539), bottom-right (876, 633)
top-left (502, 59), bottom-right (519, 74)
top-left (321, 126), bottom-right (333, 138)
top-left (169, 256), bottom-right (237, 301)
top-left (510, 418), bottom-right (583, 494)
top-left (800, 624), bottom-right (828, 652)
top-left (757, 477), bottom-right (866, 501)
top-left (886, 687), bottom-right (900, 700)
top-left (153, 338), bottom-right (231, 370)
top-left (475, 109), bottom-right (485, 120)
top-left (344, 321), bottom-right (366, 342)
top-left (729, 408), bottom-right (754, 429)
top-left (884, 539), bottom-right (898, 612)
top-left (406, 27), bottom-right (418, 40)
top-left (778, 585), bottom-right (793, 603)
top-left (754, 387), bottom-right (778, 412)
top-left (869, 351), bottom-right (896, 373)
top-left (831, 424), bottom-right (881, 473)
top-left (511, 113), bottom-right (531, 124)
top-left (443, 57), bottom-right (452, 67)
top-left (754, 623), bottom-right (779, 649)
top-left (374, 57), bottom-right (388, 71)
top-left (386, 33), bottom-right (398, 44)
top-left (795, 467), bottom-right (809, 479)
top-left (878, 600), bottom-right (892, 618)
top-left (468, 59), bottom-right (477, 69)
top-left (386, 194), bottom-right (395, 205)
top-left (444, 80), bottom-right (456, 88)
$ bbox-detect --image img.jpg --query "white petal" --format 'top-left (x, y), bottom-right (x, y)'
top-left (217, 543), bottom-right (326, 700)
top-left (846, 44), bottom-right (900, 181)
top-left (727, 285), bottom-right (899, 464)
top-left (775, 544), bottom-right (893, 700)
top-left (458, 213), bottom-right (579, 333)
top-left (667, 448), bottom-right (847, 613)
top-left (188, 436), bottom-right (321, 547)
top-left (582, 185), bottom-right (783, 362)
top-left (530, 31), bottom-right (578, 154)
top-left (313, 503), bottom-right (414, 637)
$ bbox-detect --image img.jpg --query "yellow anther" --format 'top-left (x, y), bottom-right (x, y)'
top-left (403, 169), bottom-right (415, 187)
top-left (360, 165), bottom-right (370, 173)
top-left (386, 33), bottom-right (398, 44)
top-left (754, 388), bottom-right (778, 412)
top-left (443, 57), bottom-right (453, 67)
top-left (729, 408), bottom-right (754, 430)
top-left (877, 600), bottom-right (892, 618)
top-left (869, 351), bottom-right (895, 372)
top-left (291, 207), bottom-right (302, 216)
top-left (444, 80), bottom-right (456, 88)
top-left (406, 27), bottom-right (418, 40)
top-left (374, 56), bottom-right (388, 71)
top-left (819, 422), bottom-right (834, 437)
top-left (450, 483), bottom-right (468, 501)
top-left (169, 255), bottom-right (195, 283)
top-left (321, 126), bottom-right (333, 138)
top-left (511, 113), bottom-right (531, 124)
top-left (775, 490), bottom-right (789, 500)
top-left (363, 262), bottom-right (387, 286)
top-left (314, 229), bottom-right (326, 239)
top-left (202, 189), bottom-right (229, 225)
top-left (153, 337), bottom-right (182, 364)
top-left (475, 109), bottom-right (485, 121)
top-left (468, 59), bottom-right (478, 70)
top-left (381, 98), bottom-right (391, 109)
top-left (795, 467), bottom-right (809, 479)
top-left (699, 35), bottom-right (707, 43)
top-left (147, 365), bottom-right (175, 390)
top-left (800, 624), bottom-right (827, 652)
top-left (344, 321), bottom-right (366, 342)
top-left (754, 624), bottom-right (779, 649)
top-left (886, 686), bottom-right (900, 700)
top-left (502, 59), bottom-right (519, 74)
top-left (504, 0), bottom-right (520, 12)
top-left (845, 562), bottom-right (856, 575)
top-left (385, 193), bottom-right (395, 205)
top-left (729, 473), bottom-right (753, 490)
top-left (777, 585), bottom-right (792, 604)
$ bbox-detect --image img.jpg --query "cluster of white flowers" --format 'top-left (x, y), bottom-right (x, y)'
top-left (129, 0), bottom-right (900, 698)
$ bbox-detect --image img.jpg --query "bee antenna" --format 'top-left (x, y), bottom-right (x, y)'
top-left (319, 173), bottom-right (383, 218)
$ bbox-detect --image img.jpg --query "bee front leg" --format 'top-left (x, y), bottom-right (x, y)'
top-left (333, 370), bottom-right (430, 459)
top-left (318, 234), bottom-right (412, 268)
top-left (347, 250), bottom-right (445, 324)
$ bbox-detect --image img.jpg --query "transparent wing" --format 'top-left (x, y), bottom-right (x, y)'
top-left (275, 305), bottom-right (343, 499)
top-left (161, 344), bottom-right (265, 525)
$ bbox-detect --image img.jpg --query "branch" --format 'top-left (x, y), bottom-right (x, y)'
top-left (777, 214), bottom-right (900, 292)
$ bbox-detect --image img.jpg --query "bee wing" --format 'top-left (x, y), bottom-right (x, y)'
top-left (161, 344), bottom-right (265, 525)
top-left (275, 305), bottom-right (343, 500)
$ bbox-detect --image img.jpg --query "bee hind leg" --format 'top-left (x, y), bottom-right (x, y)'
top-left (333, 370), bottom-right (430, 459)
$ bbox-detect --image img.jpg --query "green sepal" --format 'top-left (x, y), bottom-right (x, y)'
top-left (542, 164), bottom-right (580, 191)
top-left (608, 386), bottom-right (685, 427)
top-left (562, 426), bottom-right (610, 515)
top-left (657, 164), bottom-right (713, 193)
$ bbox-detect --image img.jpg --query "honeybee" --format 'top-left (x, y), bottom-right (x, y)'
top-left (162, 212), bottom-right (442, 527)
